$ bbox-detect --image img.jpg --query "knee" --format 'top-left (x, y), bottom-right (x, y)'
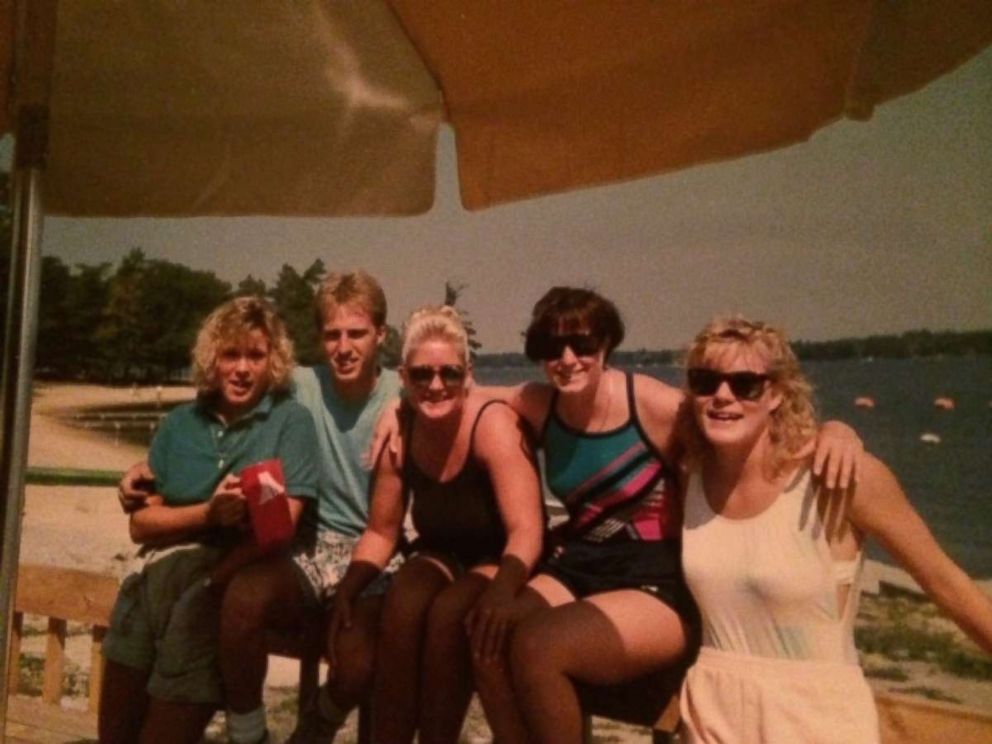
top-left (425, 589), bottom-right (470, 642)
top-left (220, 573), bottom-right (272, 634)
top-left (379, 577), bottom-right (437, 641)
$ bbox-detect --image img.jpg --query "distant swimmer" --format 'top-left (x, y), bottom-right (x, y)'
top-left (854, 396), bottom-right (876, 409)
top-left (934, 397), bottom-right (955, 410)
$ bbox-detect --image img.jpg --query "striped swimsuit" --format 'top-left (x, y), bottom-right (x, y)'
top-left (539, 373), bottom-right (696, 622)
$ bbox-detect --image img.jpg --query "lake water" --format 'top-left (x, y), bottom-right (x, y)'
top-left (476, 356), bottom-right (992, 577)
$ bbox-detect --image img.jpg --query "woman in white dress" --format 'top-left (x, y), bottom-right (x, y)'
top-left (678, 316), bottom-right (992, 744)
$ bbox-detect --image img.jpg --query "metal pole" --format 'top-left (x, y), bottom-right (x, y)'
top-left (0, 1), bottom-right (56, 735)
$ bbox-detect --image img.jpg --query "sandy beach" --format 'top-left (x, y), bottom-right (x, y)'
top-left (12, 383), bottom-right (992, 740)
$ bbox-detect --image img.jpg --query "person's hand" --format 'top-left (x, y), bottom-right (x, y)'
top-left (207, 475), bottom-right (247, 527)
top-left (465, 584), bottom-right (517, 664)
top-left (364, 398), bottom-right (405, 468)
top-left (811, 420), bottom-right (864, 490)
top-left (118, 461), bottom-right (155, 513)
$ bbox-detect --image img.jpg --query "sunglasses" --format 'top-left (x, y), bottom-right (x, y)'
top-left (687, 368), bottom-right (770, 401)
top-left (406, 364), bottom-right (467, 388)
top-left (536, 334), bottom-right (602, 360)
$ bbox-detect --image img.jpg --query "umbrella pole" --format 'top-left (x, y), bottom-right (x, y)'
top-left (0, 0), bottom-right (57, 732)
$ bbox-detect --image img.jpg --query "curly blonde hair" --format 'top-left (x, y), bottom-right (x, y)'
top-left (679, 316), bottom-right (818, 475)
top-left (401, 305), bottom-right (469, 366)
top-left (192, 297), bottom-right (295, 395)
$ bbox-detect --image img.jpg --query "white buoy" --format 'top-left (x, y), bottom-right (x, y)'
top-left (919, 432), bottom-right (941, 445)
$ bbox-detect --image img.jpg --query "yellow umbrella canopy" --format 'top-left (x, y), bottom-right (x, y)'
top-left (4, 0), bottom-right (444, 216)
top-left (390, 0), bottom-right (992, 209)
top-left (1, 0), bottom-right (990, 215)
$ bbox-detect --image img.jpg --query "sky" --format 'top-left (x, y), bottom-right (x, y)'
top-left (26, 48), bottom-right (992, 353)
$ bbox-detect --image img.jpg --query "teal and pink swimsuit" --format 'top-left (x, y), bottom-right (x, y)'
top-left (539, 373), bottom-right (697, 624)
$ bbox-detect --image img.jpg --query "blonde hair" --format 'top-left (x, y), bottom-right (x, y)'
top-left (401, 305), bottom-right (469, 366)
top-left (679, 315), bottom-right (817, 475)
top-left (192, 297), bottom-right (294, 395)
top-left (314, 270), bottom-right (387, 328)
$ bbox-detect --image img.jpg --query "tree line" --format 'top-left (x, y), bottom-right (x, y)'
top-left (0, 245), bottom-right (339, 382)
top-left (475, 331), bottom-right (992, 369)
top-left (1, 174), bottom-right (987, 382)
top-left (1, 175), bottom-right (482, 381)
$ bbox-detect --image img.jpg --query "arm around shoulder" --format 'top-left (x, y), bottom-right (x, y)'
top-left (475, 381), bottom-right (552, 437)
top-left (849, 454), bottom-right (992, 654)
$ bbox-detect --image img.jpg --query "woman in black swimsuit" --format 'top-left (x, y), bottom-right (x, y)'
top-left (329, 305), bottom-right (544, 744)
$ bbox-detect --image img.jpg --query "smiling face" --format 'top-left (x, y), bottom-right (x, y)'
top-left (215, 328), bottom-right (272, 421)
top-left (402, 337), bottom-right (470, 422)
top-left (541, 326), bottom-right (606, 395)
top-left (690, 342), bottom-right (782, 450)
top-left (321, 302), bottom-right (386, 393)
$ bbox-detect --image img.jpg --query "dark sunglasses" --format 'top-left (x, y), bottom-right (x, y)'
top-left (406, 364), bottom-right (467, 388)
top-left (536, 333), bottom-right (602, 360)
top-left (687, 368), bottom-right (770, 401)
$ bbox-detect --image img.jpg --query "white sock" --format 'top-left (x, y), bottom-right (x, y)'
top-left (227, 706), bottom-right (267, 744)
top-left (316, 685), bottom-right (350, 725)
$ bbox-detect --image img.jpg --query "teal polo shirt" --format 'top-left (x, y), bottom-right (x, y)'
top-left (291, 366), bottom-right (401, 537)
top-left (149, 392), bottom-right (319, 507)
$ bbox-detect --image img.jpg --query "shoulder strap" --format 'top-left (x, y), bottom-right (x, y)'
top-left (538, 388), bottom-right (559, 443)
top-left (469, 399), bottom-right (509, 455)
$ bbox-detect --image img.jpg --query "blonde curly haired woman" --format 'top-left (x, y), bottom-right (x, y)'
top-left (678, 316), bottom-right (992, 743)
top-left (99, 297), bottom-right (318, 744)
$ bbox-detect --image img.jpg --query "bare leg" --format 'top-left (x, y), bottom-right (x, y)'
top-left (326, 593), bottom-right (384, 709)
top-left (472, 574), bottom-right (573, 744)
top-left (418, 568), bottom-right (492, 744)
top-left (511, 590), bottom-right (688, 744)
top-left (371, 555), bottom-right (454, 744)
top-left (220, 555), bottom-right (306, 714)
top-left (138, 698), bottom-right (217, 744)
top-left (98, 660), bottom-right (149, 744)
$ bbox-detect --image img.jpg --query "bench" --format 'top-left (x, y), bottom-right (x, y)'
top-left (578, 666), bottom-right (683, 743)
top-left (10, 564), bottom-right (992, 743)
top-left (4, 563), bottom-right (346, 741)
top-left (5, 564), bottom-right (678, 742)
top-left (6, 563), bottom-right (118, 741)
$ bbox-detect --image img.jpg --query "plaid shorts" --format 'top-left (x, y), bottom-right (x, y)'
top-left (290, 529), bottom-right (402, 608)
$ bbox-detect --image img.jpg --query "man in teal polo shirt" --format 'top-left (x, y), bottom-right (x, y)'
top-left (101, 297), bottom-right (319, 744)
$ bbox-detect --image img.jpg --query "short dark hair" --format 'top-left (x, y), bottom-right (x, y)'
top-left (524, 286), bottom-right (625, 362)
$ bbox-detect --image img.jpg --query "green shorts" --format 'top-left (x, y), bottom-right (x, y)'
top-left (102, 542), bottom-right (226, 705)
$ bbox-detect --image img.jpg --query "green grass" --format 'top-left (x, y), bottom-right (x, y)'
top-left (864, 664), bottom-right (910, 682)
top-left (899, 686), bottom-right (962, 704)
top-left (856, 621), bottom-right (992, 681)
top-left (25, 467), bottom-right (123, 487)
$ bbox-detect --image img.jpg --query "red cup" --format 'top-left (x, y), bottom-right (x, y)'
top-left (241, 459), bottom-right (293, 550)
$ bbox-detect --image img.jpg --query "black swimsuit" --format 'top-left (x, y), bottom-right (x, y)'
top-left (405, 400), bottom-right (509, 568)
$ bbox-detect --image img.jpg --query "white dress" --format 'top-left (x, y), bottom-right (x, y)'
top-left (680, 468), bottom-right (879, 744)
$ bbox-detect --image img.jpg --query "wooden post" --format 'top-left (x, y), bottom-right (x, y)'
top-left (0, 0), bottom-right (58, 732)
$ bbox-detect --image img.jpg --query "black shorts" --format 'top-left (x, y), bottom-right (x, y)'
top-left (539, 538), bottom-right (699, 632)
